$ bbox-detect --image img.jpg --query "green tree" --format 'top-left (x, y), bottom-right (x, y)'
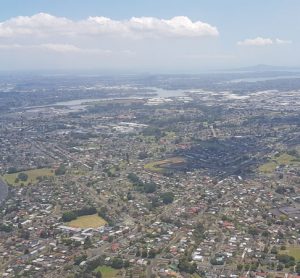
top-left (144, 182), bottom-right (157, 193)
top-left (237, 264), bottom-right (243, 271)
top-left (94, 271), bottom-right (102, 278)
top-left (136, 249), bottom-right (141, 257)
top-left (18, 172), bottom-right (28, 181)
top-left (148, 249), bottom-right (156, 258)
top-left (178, 257), bottom-right (196, 274)
top-left (142, 249), bottom-right (148, 258)
top-left (161, 192), bottom-right (174, 204)
top-left (55, 164), bottom-right (66, 176)
top-left (296, 262), bottom-right (300, 274)
top-left (62, 211), bottom-right (77, 222)
top-left (84, 237), bottom-right (92, 249)
top-left (74, 254), bottom-right (87, 265)
top-left (7, 167), bottom-right (17, 174)
top-left (0, 224), bottom-right (13, 233)
top-left (111, 257), bottom-right (123, 269)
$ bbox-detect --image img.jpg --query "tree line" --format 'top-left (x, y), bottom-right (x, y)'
top-left (62, 206), bottom-right (97, 222)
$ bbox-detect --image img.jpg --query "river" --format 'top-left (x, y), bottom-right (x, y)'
top-left (24, 87), bottom-right (188, 114)
top-left (54, 87), bottom-right (187, 107)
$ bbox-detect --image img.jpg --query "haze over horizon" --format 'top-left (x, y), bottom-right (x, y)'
top-left (0, 0), bottom-right (299, 72)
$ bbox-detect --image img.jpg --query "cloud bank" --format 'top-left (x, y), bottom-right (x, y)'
top-left (0, 13), bottom-right (222, 71)
top-left (0, 13), bottom-right (219, 39)
top-left (0, 43), bottom-right (113, 54)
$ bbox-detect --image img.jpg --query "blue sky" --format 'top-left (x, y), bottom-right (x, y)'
top-left (0, 0), bottom-right (299, 72)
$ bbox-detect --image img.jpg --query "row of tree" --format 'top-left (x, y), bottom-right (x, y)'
top-left (62, 206), bottom-right (97, 222)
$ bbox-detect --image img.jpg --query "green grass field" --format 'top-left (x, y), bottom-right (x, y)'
top-left (3, 168), bottom-right (54, 186)
top-left (144, 161), bottom-right (166, 173)
top-left (279, 246), bottom-right (300, 260)
top-left (144, 157), bottom-right (185, 173)
top-left (94, 266), bottom-right (120, 278)
top-left (259, 161), bottom-right (277, 173)
top-left (67, 214), bottom-right (107, 228)
top-left (259, 153), bottom-right (300, 174)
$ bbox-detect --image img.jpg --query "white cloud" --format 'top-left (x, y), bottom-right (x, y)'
top-left (275, 38), bottom-right (292, 45)
top-left (127, 16), bottom-right (219, 38)
top-left (238, 37), bottom-right (292, 46)
top-left (0, 13), bottom-right (219, 39)
top-left (237, 37), bottom-right (273, 46)
top-left (0, 13), bottom-right (73, 37)
top-left (40, 44), bottom-right (83, 53)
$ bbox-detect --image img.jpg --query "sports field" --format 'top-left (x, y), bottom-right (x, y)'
top-left (3, 168), bottom-right (54, 186)
top-left (67, 214), bottom-right (107, 228)
top-left (94, 266), bottom-right (120, 278)
top-left (144, 157), bottom-right (185, 173)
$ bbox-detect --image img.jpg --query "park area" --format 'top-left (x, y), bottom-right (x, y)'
top-left (67, 214), bottom-right (107, 229)
top-left (3, 168), bottom-right (54, 186)
top-left (279, 246), bottom-right (300, 261)
top-left (259, 153), bottom-right (300, 174)
top-left (93, 266), bottom-right (120, 278)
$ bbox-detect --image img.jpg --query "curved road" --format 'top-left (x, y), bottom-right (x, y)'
top-left (0, 178), bottom-right (8, 204)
